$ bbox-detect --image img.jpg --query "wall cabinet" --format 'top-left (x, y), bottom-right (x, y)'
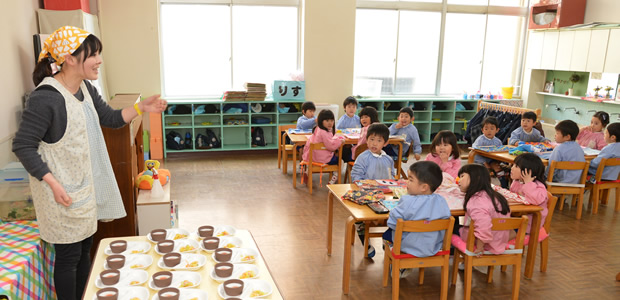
top-left (541, 31), bottom-right (560, 70)
top-left (555, 31), bottom-right (574, 71)
top-left (526, 31), bottom-right (544, 69)
top-left (604, 29), bottom-right (620, 73)
top-left (570, 30), bottom-right (591, 71)
top-left (585, 29), bottom-right (610, 73)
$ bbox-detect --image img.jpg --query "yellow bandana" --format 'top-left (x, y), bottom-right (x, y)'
top-left (38, 26), bottom-right (91, 66)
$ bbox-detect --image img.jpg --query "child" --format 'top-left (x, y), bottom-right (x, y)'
top-left (425, 130), bottom-right (461, 179)
top-left (588, 122), bottom-right (620, 181)
top-left (546, 120), bottom-right (585, 184)
top-left (456, 164), bottom-right (511, 254)
top-left (509, 111), bottom-right (549, 145)
top-left (383, 161), bottom-right (451, 258)
top-left (296, 101), bottom-right (316, 130)
top-left (351, 123), bottom-right (395, 182)
top-left (510, 153), bottom-right (548, 233)
top-left (386, 107), bottom-right (422, 161)
top-left (577, 111), bottom-right (609, 150)
top-left (301, 109), bottom-right (345, 184)
top-left (350, 106), bottom-right (379, 160)
top-left (472, 116), bottom-right (508, 183)
top-left (336, 96), bottom-right (361, 130)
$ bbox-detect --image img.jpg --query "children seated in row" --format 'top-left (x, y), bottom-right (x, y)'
top-left (547, 120), bottom-right (586, 184)
top-left (510, 153), bottom-right (548, 233)
top-left (296, 101), bottom-right (316, 130)
top-left (385, 107), bottom-right (422, 161)
top-left (351, 124), bottom-right (395, 182)
top-left (456, 164), bottom-right (511, 254)
top-left (336, 96), bottom-right (361, 130)
top-left (383, 161), bottom-right (451, 258)
top-left (425, 130), bottom-right (461, 179)
top-left (588, 122), bottom-right (620, 181)
top-left (509, 111), bottom-right (549, 145)
top-left (301, 109), bottom-right (345, 184)
top-left (577, 111), bottom-right (609, 150)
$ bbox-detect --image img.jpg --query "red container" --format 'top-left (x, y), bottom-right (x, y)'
top-left (528, 0), bottom-right (586, 30)
top-left (44, 0), bottom-right (90, 13)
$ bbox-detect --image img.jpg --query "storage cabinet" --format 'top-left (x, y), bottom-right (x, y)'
top-left (570, 30), bottom-right (591, 71)
top-left (603, 29), bottom-right (620, 73)
top-left (526, 31), bottom-right (545, 69)
top-left (555, 31), bottom-right (574, 70)
top-left (94, 94), bottom-right (143, 255)
top-left (541, 31), bottom-right (559, 70)
top-left (586, 29), bottom-right (610, 73)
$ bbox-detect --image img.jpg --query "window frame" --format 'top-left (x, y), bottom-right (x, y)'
top-left (355, 0), bottom-right (530, 97)
top-left (159, 0), bottom-right (302, 99)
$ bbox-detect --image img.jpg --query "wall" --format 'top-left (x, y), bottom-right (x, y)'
top-left (0, 0), bottom-right (40, 167)
top-left (304, 0), bottom-right (356, 110)
top-left (542, 96), bottom-right (620, 126)
top-left (584, 0), bottom-right (620, 23)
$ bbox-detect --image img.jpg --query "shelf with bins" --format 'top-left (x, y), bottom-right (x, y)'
top-left (162, 100), bottom-right (302, 157)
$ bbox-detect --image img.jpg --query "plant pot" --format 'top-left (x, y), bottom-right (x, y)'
top-left (568, 88), bottom-right (574, 96)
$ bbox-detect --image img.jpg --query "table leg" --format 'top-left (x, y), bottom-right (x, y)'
top-left (293, 143), bottom-right (298, 188)
top-left (327, 192), bottom-right (334, 255)
top-left (524, 211), bottom-right (541, 279)
top-left (343, 216), bottom-right (355, 294)
top-left (468, 150), bottom-right (476, 164)
top-left (396, 143), bottom-right (403, 179)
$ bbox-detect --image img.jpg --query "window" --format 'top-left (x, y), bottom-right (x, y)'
top-left (354, 0), bottom-right (529, 96)
top-left (160, 1), bottom-right (299, 98)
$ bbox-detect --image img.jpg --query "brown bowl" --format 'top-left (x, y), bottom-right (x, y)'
top-left (157, 240), bottom-right (175, 254)
top-left (150, 229), bottom-right (167, 242)
top-left (106, 255), bottom-right (125, 270)
top-left (202, 237), bottom-right (220, 250)
top-left (96, 287), bottom-right (119, 300)
top-left (214, 262), bottom-right (234, 278)
top-left (223, 279), bottom-right (244, 297)
top-left (152, 271), bottom-right (173, 287)
top-left (214, 248), bottom-right (233, 262)
top-left (100, 269), bottom-right (120, 286)
top-left (198, 225), bottom-right (214, 238)
top-left (109, 240), bottom-right (127, 254)
top-left (158, 287), bottom-right (180, 300)
top-left (163, 252), bottom-right (182, 268)
top-left (226, 298), bottom-right (242, 300)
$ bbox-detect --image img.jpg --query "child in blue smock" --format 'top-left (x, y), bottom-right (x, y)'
top-left (509, 111), bottom-right (549, 145)
top-left (385, 107), bottom-right (422, 161)
top-left (351, 123), bottom-right (395, 182)
top-left (336, 96), bottom-right (361, 130)
top-left (296, 101), bottom-right (316, 130)
top-left (546, 120), bottom-right (586, 184)
top-left (588, 122), bottom-right (620, 181)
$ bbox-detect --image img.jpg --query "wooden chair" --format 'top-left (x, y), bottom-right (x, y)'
top-left (343, 144), bottom-right (367, 183)
top-left (500, 192), bottom-right (558, 274)
top-left (277, 124), bottom-right (297, 173)
top-left (584, 158), bottom-right (620, 214)
top-left (451, 216), bottom-right (528, 300)
top-left (298, 142), bottom-right (343, 194)
top-left (395, 143), bottom-right (413, 179)
top-left (382, 217), bottom-right (455, 300)
top-left (547, 160), bottom-right (590, 219)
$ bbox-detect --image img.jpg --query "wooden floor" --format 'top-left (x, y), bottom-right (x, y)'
top-left (163, 150), bottom-right (620, 299)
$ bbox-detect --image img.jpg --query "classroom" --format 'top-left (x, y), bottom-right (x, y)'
top-left (1, 0), bottom-right (619, 299)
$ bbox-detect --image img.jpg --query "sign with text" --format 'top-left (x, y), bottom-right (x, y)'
top-left (273, 80), bottom-right (305, 101)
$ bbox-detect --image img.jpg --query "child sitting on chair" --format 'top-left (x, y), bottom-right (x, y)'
top-left (385, 107), bottom-right (422, 161)
top-left (509, 111), bottom-right (549, 145)
top-left (296, 101), bottom-right (316, 130)
top-left (349, 106), bottom-right (379, 160)
top-left (336, 96), bottom-right (361, 130)
top-left (577, 111), bottom-right (609, 150)
top-left (351, 123), bottom-right (395, 182)
top-left (588, 122), bottom-right (620, 181)
top-left (546, 120), bottom-right (585, 184)
top-left (425, 130), bottom-right (461, 179)
top-left (301, 110), bottom-right (345, 184)
top-left (383, 161), bottom-right (451, 266)
top-left (472, 116), bottom-right (509, 187)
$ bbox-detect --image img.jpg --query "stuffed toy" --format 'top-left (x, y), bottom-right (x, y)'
top-left (135, 160), bottom-right (171, 190)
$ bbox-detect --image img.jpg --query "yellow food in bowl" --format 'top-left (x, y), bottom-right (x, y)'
top-left (179, 280), bottom-right (194, 288)
top-left (239, 270), bottom-right (256, 279)
top-left (186, 261), bottom-right (199, 268)
top-left (179, 245), bottom-right (195, 252)
top-left (131, 250), bottom-right (143, 254)
top-left (216, 231), bottom-right (230, 237)
top-left (250, 290), bottom-right (266, 297)
top-left (174, 233), bottom-right (187, 240)
top-left (241, 255), bottom-right (255, 262)
top-left (223, 243), bottom-right (236, 249)
top-left (130, 264), bottom-right (143, 269)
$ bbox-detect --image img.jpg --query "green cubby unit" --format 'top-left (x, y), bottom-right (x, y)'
top-left (222, 127), bottom-right (250, 149)
top-left (382, 111), bottom-right (400, 123)
top-left (278, 113), bottom-right (302, 125)
top-left (431, 111), bottom-right (455, 122)
top-left (194, 114), bottom-right (221, 127)
top-left (250, 113), bottom-right (276, 126)
top-left (250, 126), bottom-right (278, 149)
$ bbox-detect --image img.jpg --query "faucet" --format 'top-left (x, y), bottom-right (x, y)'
top-left (546, 104), bottom-right (560, 111)
top-left (587, 110), bottom-right (597, 114)
top-left (611, 113), bottom-right (620, 120)
top-left (564, 107), bottom-right (577, 113)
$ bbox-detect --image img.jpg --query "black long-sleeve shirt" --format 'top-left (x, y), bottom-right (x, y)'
top-left (12, 79), bottom-right (126, 180)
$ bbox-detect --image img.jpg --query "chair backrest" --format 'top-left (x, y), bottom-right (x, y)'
top-left (353, 143), bottom-right (368, 158)
top-left (392, 217), bottom-right (455, 256)
top-left (543, 192), bottom-right (558, 233)
top-left (278, 124), bottom-right (297, 147)
top-left (547, 160), bottom-right (590, 185)
top-left (594, 158), bottom-right (620, 181)
top-left (307, 142), bottom-right (343, 164)
top-left (465, 216), bottom-right (528, 252)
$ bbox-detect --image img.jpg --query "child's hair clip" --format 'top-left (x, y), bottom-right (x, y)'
top-left (455, 177), bottom-right (460, 184)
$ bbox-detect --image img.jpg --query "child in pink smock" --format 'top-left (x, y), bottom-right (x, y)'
top-left (577, 111), bottom-right (609, 150)
top-left (302, 109), bottom-right (345, 184)
top-left (350, 106), bottom-right (379, 160)
top-left (510, 153), bottom-right (548, 233)
top-left (425, 130), bottom-right (461, 179)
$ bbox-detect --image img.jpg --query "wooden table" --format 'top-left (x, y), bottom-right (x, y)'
top-left (83, 230), bottom-right (283, 299)
top-left (325, 184), bottom-right (543, 294)
top-left (287, 133), bottom-right (404, 186)
top-left (467, 147), bottom-right (597, 166)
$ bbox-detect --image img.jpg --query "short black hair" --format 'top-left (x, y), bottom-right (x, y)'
top-left (366, 123), bottom-right (389, 142)
top-left (458, 164), bottom-right (509, 214)
top-left (607, 122), bottom-right (620, 140)
top-left (594, 111), bottom-right (610, 127)
top-left (399, 107), bottom-right (414, 118)
top-left (301, 101), bottom-right (316, 112)
top-left (409, 161), bottom-right (442, 193)
top-left (316, 109), bottom-right (336, 134)
top-left (430, 130), bottom-right (460, 160)
top-left (343, 96), bottom-right (357, 108)
top-left (359, 106), bottom-right (379, 123)
top-left (555, 120), bottom-right (579, 141)
top-left (482, 116), bottom-right (499, 128)
top-left (514, 153), bottom-right (546, 187)
top-left (522, 111), bottom-right (537, 122)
